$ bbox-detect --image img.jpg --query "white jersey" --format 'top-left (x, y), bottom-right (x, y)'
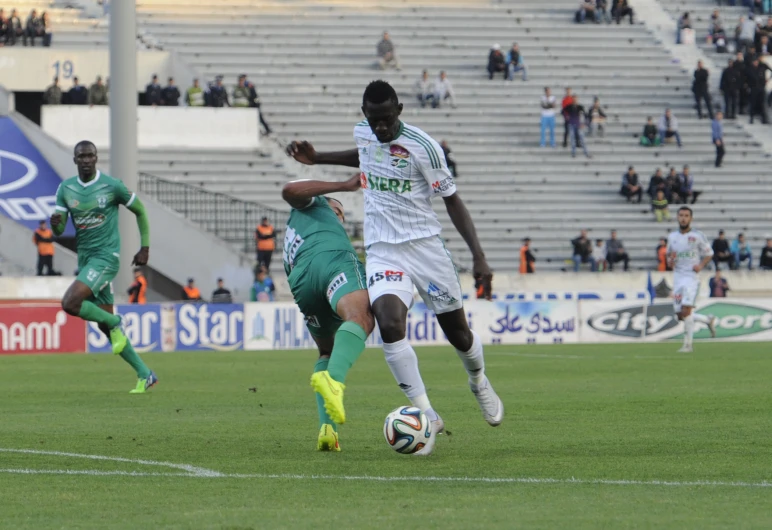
top-left (667, 228), bottom-right (713, 282)
top-left (354, 120), bottom-right (456, 246)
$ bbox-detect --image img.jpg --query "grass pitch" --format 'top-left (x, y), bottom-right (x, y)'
top-left (1, 343), bottom-right (771, 529)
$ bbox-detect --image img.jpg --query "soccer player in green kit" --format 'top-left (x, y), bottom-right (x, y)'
top-left (50, 141), bottom-right (158, 394)
top-left (282, 176), bottom-right (375, 451)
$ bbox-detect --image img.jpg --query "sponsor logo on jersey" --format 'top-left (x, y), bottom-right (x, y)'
top-left (389, 144), bottom-right (410, 168)
top-left (326, 273), bottom-right (348, 302)
top-left (431, 177), bottom-right (453, 193)
top-left (427, 282), bottom-right (457, 304)
top-left (368, 270), bottom-right (404, 287)
top-left (305, 315), bottom-right (321, 328)
top-left (365, 173), bottom-right (412, 193)
top-left (73, 213), bottom-right (106, 230)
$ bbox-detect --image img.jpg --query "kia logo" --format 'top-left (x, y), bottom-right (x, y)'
top-left (0, 149), bottom-right (38, 193)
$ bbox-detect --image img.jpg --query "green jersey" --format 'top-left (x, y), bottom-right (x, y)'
top-left (55, 171), bottom-right (135, 260)
top-left (283, 196), bottom-right (356, 275)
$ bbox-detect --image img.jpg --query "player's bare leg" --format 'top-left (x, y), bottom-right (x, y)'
top-left (437, 308), bottom-right (503, 426)
top-left (96, 304), bottom-right (156, 392)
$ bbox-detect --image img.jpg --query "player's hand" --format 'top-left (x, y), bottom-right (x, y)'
top-left (473, 256), bottom-right (493, 299)
top-left (343, 173), bottom-right (363, 192)
top-left (693, 264), bottom-right (702, 273)
top-left (50, 213), bottom-right (62, 227)
top-left (286, 141), bottom-right (317, 165)
top-left (132, 246), bottom-right (149, 266)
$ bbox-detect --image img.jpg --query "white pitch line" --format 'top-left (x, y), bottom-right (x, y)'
top-left (0, 468), bottom-right (189, 477)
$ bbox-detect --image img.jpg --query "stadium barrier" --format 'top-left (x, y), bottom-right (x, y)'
top-left (4, 298), bottom-right (772, 354)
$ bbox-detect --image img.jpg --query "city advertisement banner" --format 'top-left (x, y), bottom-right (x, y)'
top-left (0, 305), bottom-right (86, 354)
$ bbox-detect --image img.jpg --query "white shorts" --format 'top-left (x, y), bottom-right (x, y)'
top-left (673, 276), bottom-right (699, 313)
top-left (365, 236), bottom-right (463, 314)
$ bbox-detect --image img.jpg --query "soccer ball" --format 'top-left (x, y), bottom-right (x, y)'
top-left (383, 406), bottom-right (432, 454)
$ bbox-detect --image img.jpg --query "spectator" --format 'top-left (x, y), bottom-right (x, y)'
top-left (709, 270), bottom-right (730, 298)
top-left (232, 75), bottom-right (251, 107)
top-left (181, 278), bottom-right (203, 301)
top-left (186, 78), bottom-right (205, 107)
top-left (24, 9), bottom-right (43, 46)
top-left (0, 9), bottom-right (6, 45)
top-left (712, 111), bottom-right (725, 168)
top-left (665, 167), bottom-right (682, 203)
top-left (748, 57), bottom-right (771, 124)
top-left (145, 74), bottom-right (162, 106)
top-left (256, 216), bottom-right (276, 271)
top-left (731, 233), bottom-right (753, 270)
top-left (487, 43), bottom-right (507, 80)
top-left (519, 238), bottom-right (535, 273)
top-left (211, 278), bottom-right (233, 304)
top-left (620, 166), bottom-right (643, 203)
top-left (611, 0), bottom-right (633, 25)
top-left (571, 229), bottom-right (595, 271)
top-left (566, 95), bottom-right (591, 158)
top-left (760, 238), bottom-right (772, 269)
top-left (88, 76), bottom-right (108, 106)
top-left (440, 140), bottom-right (458, 178)
top-left (678, 165), bottom-right (700, 204)
top-left (208, 76), bottom-right (229, 107)
top-left (606, 230), bottom-right (630, 271)
top-left (415, 70), bottom-right (434, 108)
top-left (738, 15), bottom-right (756, 53)
top-left (561, 87), bottom-right (573, 148)
top-left (733, 52), bottom-right (749, 115)
top-left (657, 237), bottom-right (669, 272)
top-left (652, 190), bottom-right (671, 222)
top-left (43, 77), bottom-right (62, 105)
top-left (376, 31), bottom-right (400, 70)
top-left (596, 0), bottom-right (611, 24)
top-left (506, 42), bottom-right (527, 81)
top-left (41, 11), bottom-right (51, 47)
top-left (592, 239), bottom-right (608, 272)
top-left (640, 116), bottom-right (660, 146)
top-left (712, 230), bottom-right (735, 269)
top-left (708, 9), bottom-right (723, 36)
top-left (127, 267), bottom-right (147, 304)
top-left (432, 71), bottom-right (456, 108)
top-left (692, 61), bottom-right (714, 120)
top-left (677, 12), bottom-right (691, 44)
top-left (7, 9), bottom-right (22, 46)
top-left (648, 168), bottom-right (666, 200)
top-left (712, 24), bottom-right (728, 53)
top-left (67, 77), bottom-right (88, 105)
top-left (244, 74), bottom-right (272, 135)
top-left (162, 77), bottom-right (180, 106)
top-left (577, 1), bottom-right (601, 23)
top-left (540, 87), bottom-right (557, 148)
top-left (587, 97), bottom-right (606, 137)
top-left (658, 109), bottom-right (682, 147)
top-left (721, 59), bottom-right (739, 119)
top-left (33, 220), bottom-right (55, 276)
top-left (250, 266), bottom-right (275, 302)
top-left (759, 34), bottom-right (772, 55)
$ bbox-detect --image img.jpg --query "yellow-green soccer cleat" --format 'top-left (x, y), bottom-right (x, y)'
top-left (317, 424), bottom-right (340, 452)
top-left (110, 317), bottom-right (128, 355)
top-left (129, 372), bottom-right (158, 394)
top-left (310, 370), bottom-right (346, 425)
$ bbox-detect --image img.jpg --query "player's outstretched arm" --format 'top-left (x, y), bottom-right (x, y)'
top-left (282, 175), bottom-right (361, 209)
top-left (286, 141), bottom-right (360, 168)
top-left (443, 194), bottom-right (492, 281)
top-left (127, 197), bottom-right (150, 265)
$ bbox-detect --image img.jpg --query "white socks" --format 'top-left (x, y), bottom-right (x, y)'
top-left (683, 314), bottom-right (695, 347)
top-left (383, 338), bottom-right (438, 421)
top-left (456, 330), bottom-right (486, 386)
top-left (693, 313), bottom-right (711, 324)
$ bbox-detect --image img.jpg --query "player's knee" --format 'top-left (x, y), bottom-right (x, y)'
top-left (377, 315), bottom-right (406, 343)
top-left (448, 329), bottom-right (474, 352)
top-left (354, 309), bottom-right (376, 337)
top-left (61, 295), bottom-right (80, 316)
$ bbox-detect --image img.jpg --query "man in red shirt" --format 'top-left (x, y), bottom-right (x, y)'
top-left (562, 87), bottom-right (574, 148)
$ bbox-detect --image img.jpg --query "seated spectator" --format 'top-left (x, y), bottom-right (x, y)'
top-left (712, 230), bottom-right (735, 270)
top-left (432, 71), bottom-right (456, 108)
top-left (592, 239), bottom-right (608, 272)
top-left (665, 167), bottom-right (681, 203)
top-left (487, 44), bottom-right (507, 80)
top-left (620, 166), bottom-right (643, 203)
top-left (658, 108), bottom-right (682, 147)
top-left (208, 76), bottom-right (229, 107)
top-left (44, 77), bottom-right (62, 105)
top-left (611, 0), bottom-right (633, 25)
top-left (571, 229), bottom-right (595, 271)
top-left (211, 278), bottom-right (233, 304)
top-left (41, 11), bottom-right (51, 47)
top-left (640, 116), bottom-right (660, 146)
top-left (648, 168), bottom-right (666, 200)
top-left (162, 77), bottom-right (180, 106)
top-left (596, 0), bottom-right (611, 24)
top-left (577, 1), bottom-right (601, 24)
top-left (250, 266), bottom-right (276, 302)
top-left (88, 76), bottom-right (108, 106)
top-left (24, 9), bottom-right (43, 46)
top-left (440, 140), bottom-right (458, 178)
top-left (186, 78), bottom-right (206, 107)
top-left (415, 70), bottom-right (434, 108)
top-left (506, 42), bottom-right (527, 81)
top-left (678, 165), bottom-right (701, 204)
top-left (677, 12), bottom-right (692, 44)
top-left (67, 77), bottom-right (88, 105)
top-left (656, 237), bottom-right (670, 272)
top-left (376, 31), bottom-right (400, 70)
top-left (759, 35), bottom-right (771, 56)
top-left (709, 270), bottom-right (730, 298)
top-left (145, 74), bottom-right (162, 106)
top-left (652, 190), bottom-right (671, 222)
top-left (7, 9), bottom-right (22, 46)
top-left (586, 97), bottom-right (606, 137)
top-left (708, 8), bottom-right (723, 36)
top-left (760, 238), bottom-right (772, 270)
top-left (181, 278), bottom-right (203, 302)
top-left (713, 24), bottom-right (728, 53)
top-left (731, 233), bottom-right (753, 270)
top-left (519, 238), bottom-right (535, 273)
top-left (606, 230), bottom-right (630, 271)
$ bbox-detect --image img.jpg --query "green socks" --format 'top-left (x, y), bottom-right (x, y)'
top-left (313, 357), bottom-right (336, 430)
top-left (327, 321), bottom-right (367, 384)
top-left (120, 342), bottom-right (152, 379)
top-left (78, 301), bottom-right (121, 328)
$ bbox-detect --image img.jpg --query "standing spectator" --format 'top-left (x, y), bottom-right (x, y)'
top-left (432, 71), bottom-right (456, 108)
top-left (657, 237), bottom-right (669, 272)
top-left (127, 267), bottom-right (147, 304)
top-left (620, 166), bottom-right (643, 203)
top-left (67, 77), bottom-right (88, 105)
top-left (567, 96), bottom-right (591, 158)
top-left (211, 278), bottom-right (233, 304)
top-left (41, 11), bottom-right (51, 47)
top-left (540, 87), bottom-right (557, 148)
top-left (376, 31), bottom-right (400, 70)
top-left (652, 190), bottom-right (671, 222)
top-left (519, 238), bottom-right (535, 274)
top-left (415, 70), bottom-right (434, 108)
top-left (33, 220), bottom-right (55, 276)
top-left (44, 77), bottom-right (62, 105)
top-left (733, 52), bottom-right (749, 115)
top-left (731, 233), bottom-right (753, 270)
top-left (640, 116), bottom-right (660, 146)
top-left (709, 270), bottom-right (730, 298)
top-left (232, 75), bottom-right (251, 107)
top-left (592, 239), bottom-right (608, 272)
top-left (181, 278), bottom-right (203, 301)
top-left (88, 76), bottom-right (108, 106)
top-left (721, 59), bottom-right (739, 119)
top-left (208, 76), bottom-right (229, 107)
top-left (256, 216), bottom-right (276, 271)
top-left (606, 230), bottom-right (630, 271)
top-left (24, 9), bottom-right (43, 46)
top-left (7, 9), bottom-right (22, 46)
top-left (487, 44), bottom-right (507, 80)
top-left (611, 0), bottom-right (633, 25)
top-left (161, 77), bottom-right (180, 106)
top-left (0, 9), bottom-right (7, 45)
top-left (748, 57), bottom-right (771, 124)
top-left (250, 266), bottom-right (275, 302)
top-left (678, 165), bottom-right (700, 204)
top-left (738, 15), bottom-right (756, 53)
top-left (561, 87), bottom-right (574, 148)
top-left (666, 167), bottom-right (682, 203)
top-left (506, 42), bottom-right (527, 81)
top-left (186, 78), bottom-right (205, 107)
top-left (571, 229), bottom-right (595, 271)
top-left (712, 230), bottom-right (735, 269)
top-left (586, 97), bottom-right (606, 137)
top-left (658, 109), bottom-right (682, 147)
top-left (692, 61), bottom-right (714, 120)
top-left (440, 140), bottom-right (458, 178)
top-left (244, 75), bottom-right (272, 135)
top-left (759, 34), bottom-right (772, 55)
top-left (712, 111), bottom-right (725, 168)
top-left (648, 168), bottom-right (666, 200)
top-left (759, 238), bottom-right (772, 269)
top-left (145, 74), bottom-right (162, 106)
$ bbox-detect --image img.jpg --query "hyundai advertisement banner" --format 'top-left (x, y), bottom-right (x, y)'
top-left (0, 117), bottom-right (74, 235)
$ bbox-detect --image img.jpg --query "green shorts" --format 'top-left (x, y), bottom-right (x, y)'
top-left (77, 254), bottom-right (120, 306)
top-left (288, 250), bottom-right (367, 338)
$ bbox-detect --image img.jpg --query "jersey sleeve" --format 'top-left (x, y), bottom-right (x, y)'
top-left (411, 135), bottom-right (456, 199)
top-left (666, 233), bottom-right (675, 254)
top-left (700, 232), bottom-right (714, 258)
top-left (54, 183), bottom-right (68, 213)
top-left (113, 179), bottom-right (136, 207)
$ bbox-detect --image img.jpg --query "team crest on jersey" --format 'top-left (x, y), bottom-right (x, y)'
top-left (389, 144), bottom-right (410, 168)
top-left (97, 195), bottom-right (108, 208)
top-left (68, 199), bottom-right (79, 208)
top-left (375, 146), bottom-right (384, 163)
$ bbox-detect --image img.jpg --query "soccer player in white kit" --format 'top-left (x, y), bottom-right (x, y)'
top-left (287, 80), bottom-right (503, 455)
top-left (666, 206), bottom-right (718, 352)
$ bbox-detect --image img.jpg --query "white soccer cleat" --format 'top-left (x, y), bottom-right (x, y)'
top-left (677, 345), bottom-right (693, 353)
top-left (414, 417), bottom-right (444, 457)
top-left (708, 315), bottom-right (717, 338)
top-left (470, 377), bottom-right (504, 427)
